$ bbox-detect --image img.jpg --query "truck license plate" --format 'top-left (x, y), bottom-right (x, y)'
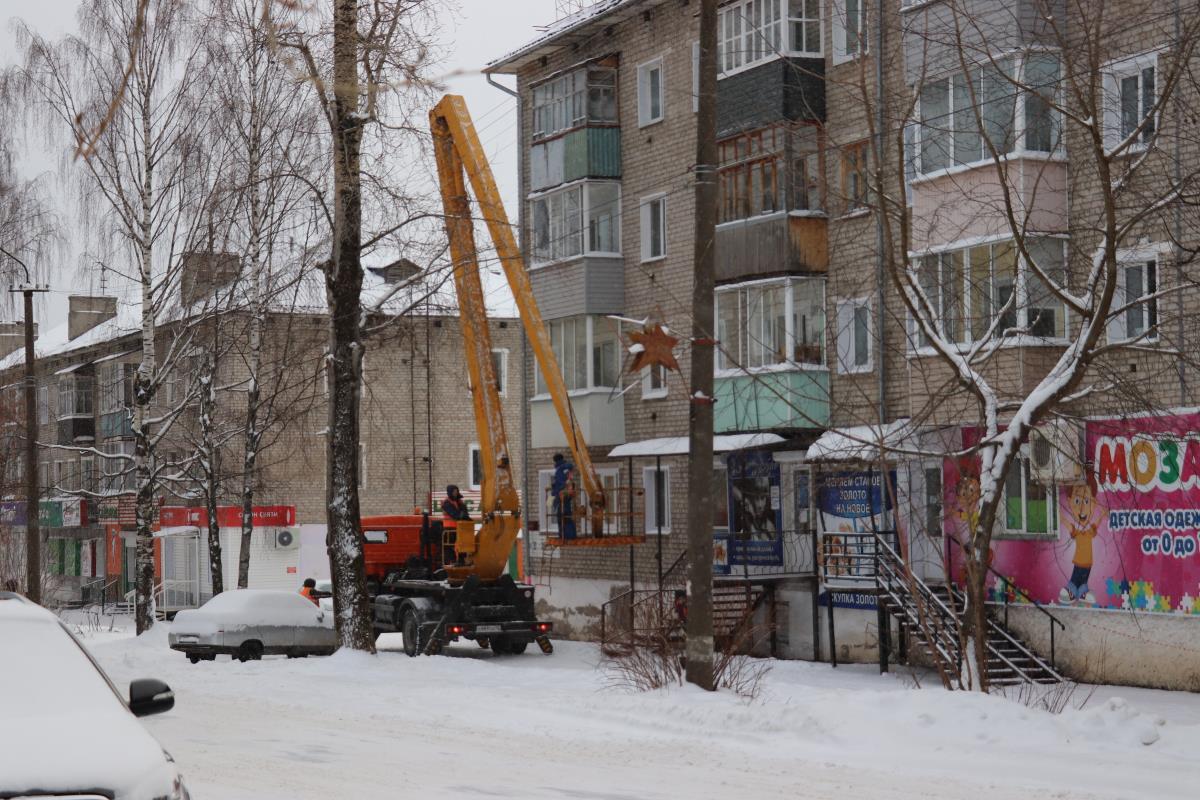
top-left (475, 624), bottom-right (501, 634)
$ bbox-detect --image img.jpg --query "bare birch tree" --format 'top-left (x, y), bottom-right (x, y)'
top-left (10, 0), bottom-right (217, 632)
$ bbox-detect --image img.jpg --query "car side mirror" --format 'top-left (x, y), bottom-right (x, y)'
top-left (129, 679), bottom-right (175, 718)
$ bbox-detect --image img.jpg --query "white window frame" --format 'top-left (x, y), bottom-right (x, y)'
top-left (490, 348), bottom-right (508, 397)
top-left (537, 468), bottom-right (558, 533)
top-left (832, 0), bottom-right (867, 66)
top-left (468, 443), bottom-right (483, 490)
top-left (912, 54), bottom-right (1062, 178)
top-left (642, 465), bottom-right (671, 535)
top-left (835, 297), bottom-right (873, 374)
top-left (637, 56), bottom-right (665, 127)
top-left (692, 41), bottom-right (700, 113)
top-left (37, 385), bottom-right (49, 426)
top-left (1108, 254), bottom-right (1160, 344)
top-left (715, 276), bottom-right (826, 373)
top-left (639, 193), bottom-right (667, 262)
top-left (1102, 51), bottom-right (1158, 153)
top-left (641, 364), bottom-right (669, 400)
top-left (787, 0), bottom-right (822, 58)
top-left (908, 236), bottom-right (1070, 352)
top-left (528, 179), bottom-right (622, 268)
top-left (80, 454), bottom-right (95, 494)
top-left (1000, 453), bottom-right (1058, 540)
top-left (359, 442), bottom-right (367, 490)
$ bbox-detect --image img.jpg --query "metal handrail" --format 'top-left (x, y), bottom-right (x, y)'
top-left (948, 535), bottom-right (1066, 631)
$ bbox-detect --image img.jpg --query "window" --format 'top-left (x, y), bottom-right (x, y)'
top-left (637, 57), bottom-right (664, 127)
top-left (1003, 458), bottom-right (1057, 538)
top-left (642, 364), bottom-right (668, 400)
top-left (788, 0), bottom-right (821, 56)
top-left (713, 465), bottom-right (730, 531)
top-left (692, 41), bottom-right (700, 113)
top-left (640, 194), bottom-right (667, 261)
top-left (532, 65), bottom-right (618, 141)
top-left (591, 317), bottom-right (620, 388)
top-left (101, 439), bottom-right (135, 494)
top-left (643, 465), bottom-right (671, 534)
top-left (537, 317), bottom-right (588, 394)
top-left (537, 466), bottom-right (621, 534)
top-left (359, 443), bottom-right (366, 490)
top-left (99, 362), bottom-right (135, 414)
top-left (535, 316), bottom-right (618, 395)
top-left (914, 55), bottom-right (1060, 176)
top-left (468, 444), bottom-right (483, 490)
top-left (1103, 52), bottom-right (1157, 151)
top-left (718, 127), bottom-right (795, 222)
top-left (80, 455), bottom-right (95, 494)
top-left (835, 297), bottom-right (872, 374)
top-left (912, 237), bottom-right (1067, 347)
top-left (840, 141), bottom-right (868, 212)
top-left (529, 181), bottom-right (620, 266)
top-left (716, 278), bottom-right (824, 370)
top-left (1109, 258), bottom-right (1159, 343)
top-left (58, 374), bottom-right (94, 418)
top-left (54, 461), bottom-right (64, 493)
top-left (832, 0), bottom-right (866, 64)
top-left (923, 466), bottom-right (943, 539)
top-left (718, 0), bottom-right (784, 75)
top-left (37, 385), bottom-right (50, 426)
top-left (490, 349), bottom-right (508, 397)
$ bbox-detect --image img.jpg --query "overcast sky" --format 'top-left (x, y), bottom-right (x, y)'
top-left (2, 0), bottom-right (558, 328)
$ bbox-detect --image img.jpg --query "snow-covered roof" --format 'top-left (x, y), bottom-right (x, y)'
top-left (805, 420), bottom-right (916, 463)
top-left (486, 0), bottom-right (657, 74)
top-left (608, 433), bottom-right (785, 458)
top-left (0, 263), bottom-right (468, 375)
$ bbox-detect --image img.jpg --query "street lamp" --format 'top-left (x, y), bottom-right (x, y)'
top-left (0, 245), bottom-right (48, 605)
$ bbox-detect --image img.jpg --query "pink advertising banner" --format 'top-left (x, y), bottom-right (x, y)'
top-left (944, 412), bottom-right (1200, 616)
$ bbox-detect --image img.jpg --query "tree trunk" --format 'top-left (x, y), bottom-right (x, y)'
top-left (684, 0), bottom-right (718, 691)
top-left (325, 0), bottom-right (373, 652)
top-left (199, 352), bottom-right (223, 596)
top-left (134, 84), bottom-right (157, 635)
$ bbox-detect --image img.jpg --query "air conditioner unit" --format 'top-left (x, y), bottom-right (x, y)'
top-left (1029, 418), bottom-right (1084, 485)
top-left (274, 529), bottom-right (299, 550)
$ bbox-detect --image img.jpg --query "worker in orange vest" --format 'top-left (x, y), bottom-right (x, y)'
top-left (299, 578), bottom-right (318, 605)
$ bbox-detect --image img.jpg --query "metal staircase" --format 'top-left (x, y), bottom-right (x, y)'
top-left (823, 532), bottom-right (1065, 688)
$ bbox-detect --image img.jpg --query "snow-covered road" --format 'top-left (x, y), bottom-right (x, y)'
top-left (79, 620), bottom-right (1198, 799)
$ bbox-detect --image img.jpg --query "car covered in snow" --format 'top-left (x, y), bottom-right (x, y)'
top-left (0, 591), bottom-right (189, 800)
top-left (169, 588), bottom-right (337, 662)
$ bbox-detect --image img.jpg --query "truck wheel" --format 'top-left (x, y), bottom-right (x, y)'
top-left (402, 610), bottom-right (421, 658)
top-left (507, 641), bottom-right (528, 655)
top-left (491, 638), bottom-right (525, 655)
top-left (188, 654), bottom-right (201, 664)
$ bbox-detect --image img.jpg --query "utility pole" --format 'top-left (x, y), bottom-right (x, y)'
top-left (1, 247), bottom-right (47, 605)
top-left (685, 0), bottom-right (718, 692)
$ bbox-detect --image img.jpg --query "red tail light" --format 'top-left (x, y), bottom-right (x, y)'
top-left (534, 622), bottom-right (552, 633)
top-left (449, 625), bottom-right (464, 635)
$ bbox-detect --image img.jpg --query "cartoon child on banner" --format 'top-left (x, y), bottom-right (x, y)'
top-left (1059, 477), bottom-right (1101, 605)
top-left (952, 460), bottom-right (996, 570)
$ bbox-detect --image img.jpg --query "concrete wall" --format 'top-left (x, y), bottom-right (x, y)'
top-left (1003, 604), bottom-right (1200, 691)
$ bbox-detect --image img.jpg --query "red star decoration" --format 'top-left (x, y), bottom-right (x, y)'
top-left (627, 323), bottom-right (680, 374)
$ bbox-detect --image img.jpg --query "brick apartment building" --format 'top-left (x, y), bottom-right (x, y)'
top-left (0, 256), bottom-right (523, 609)
top-left (488, 0), bottom-right (1200, 689)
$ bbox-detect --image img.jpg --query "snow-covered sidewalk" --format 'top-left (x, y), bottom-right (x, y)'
top-left (77, 616), bottom-right (1199, 799)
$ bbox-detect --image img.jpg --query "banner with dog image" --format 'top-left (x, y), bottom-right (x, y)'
top-left (945, 412), bottom-right (1200, 616)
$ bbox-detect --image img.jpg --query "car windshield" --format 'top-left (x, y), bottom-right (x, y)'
top-left (3, 614), bottom-right (126, 719)
top-left (314, 580), bottom-right (332, 593)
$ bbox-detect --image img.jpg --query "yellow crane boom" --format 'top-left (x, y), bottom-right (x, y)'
top-left (429, 95), bottom-right (606, 581)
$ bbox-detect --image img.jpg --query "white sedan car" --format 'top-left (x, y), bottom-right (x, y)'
top-left (169, 589), bottom-right (337, 663)
top-left (1, 591), bottom-right (189, 799)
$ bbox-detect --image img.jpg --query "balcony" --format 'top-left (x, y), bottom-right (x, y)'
top-left (715, 212), bottom-right (827, 283)
top-left (57, 415), bottom-right (95, 444)
top-left (530, 389), bottom-right (625, 449)
top-left (713, 367), bottom-right (829, 432)
top-left (528, 255), bottom-right (623, 321)
top-left (529, 127), bottom-right (621, 192)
